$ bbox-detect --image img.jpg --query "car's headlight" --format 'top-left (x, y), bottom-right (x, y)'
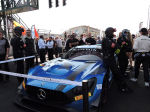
top-left (22, 78), bottom-right (27, 90)
top-left (22, 80), bottom-right (26, 89)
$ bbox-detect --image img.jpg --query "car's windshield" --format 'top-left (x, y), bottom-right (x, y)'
top-left (63, 48), bottom-right (103, 61)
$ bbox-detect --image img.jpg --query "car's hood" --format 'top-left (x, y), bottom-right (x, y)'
top-left (26, 58), bottom-right (104, 92)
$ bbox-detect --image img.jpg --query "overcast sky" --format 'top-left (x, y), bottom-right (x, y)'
top-left (18, 0), bottom-right (150, 34)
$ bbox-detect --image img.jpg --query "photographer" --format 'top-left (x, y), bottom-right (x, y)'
top-left (11, 26), bottom-right (25, 84)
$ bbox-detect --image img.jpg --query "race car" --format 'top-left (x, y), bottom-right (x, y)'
top-left (15, 45), bottom-right (113, 112)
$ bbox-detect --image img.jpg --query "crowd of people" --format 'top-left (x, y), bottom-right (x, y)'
top-left (0, 26), bottom-right (150, 91)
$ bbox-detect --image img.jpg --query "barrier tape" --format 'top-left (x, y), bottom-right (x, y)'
top-left (0, 70), bottom-right (82, 86)
top-left (0, 56), bottom-right (35, 64)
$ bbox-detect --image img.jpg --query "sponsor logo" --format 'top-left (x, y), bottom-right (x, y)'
top-left (37, 89), bottom-right (46, 100)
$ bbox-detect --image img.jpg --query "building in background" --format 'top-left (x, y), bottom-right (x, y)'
top-left (63, 25), bottom-right (100, 39)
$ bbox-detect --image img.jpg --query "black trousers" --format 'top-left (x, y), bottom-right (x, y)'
top-left (39, 49), bottom-right (46, 63)
top-left (104, 58), bottom-right (127, 89)
top-left (13, 54), bottom-right (24, 83)
top-left (0, 54), bottom-right (9, 80)
top-left (16, 59), bottom-right (24, 83)
top-left (118, 56), bottom-right (128, 76)
top-left (47, 48), bottom-right (53, 60)
top-left (134, 56), bottom-right (149, 82)
top-left (25, 56), bottom-right (35, 73)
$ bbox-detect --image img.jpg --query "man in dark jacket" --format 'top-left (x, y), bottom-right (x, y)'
top-left (11, 26), bottom-right (25, 83)
top-left (102, 27), bottom-right (131, 93)
top-left (85, 33), bottom-right (96, 45)
top-left (24, 29), bottom-right (35, 73)
top-left (0, 31), bottom-right (10, 81)
top-left (117, 29), bottom-right (132, 77)
top-left (79, 34), bottom-right (85, 45)
top-left (65, 34), bottom-right (79, 51)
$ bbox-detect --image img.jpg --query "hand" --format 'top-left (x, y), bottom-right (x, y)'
top-left (111, 43), bottom-right (115, 48)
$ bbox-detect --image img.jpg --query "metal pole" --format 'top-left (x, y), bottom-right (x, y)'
top-left (82, 80), bottom-right (89, 112)
top-left (1, 0), bottom-right (7, 38)
top-left (148, 5), bottom-right (150, 29)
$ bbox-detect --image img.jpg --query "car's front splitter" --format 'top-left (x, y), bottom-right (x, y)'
top-left (15, 93), bottom-right (80, 112)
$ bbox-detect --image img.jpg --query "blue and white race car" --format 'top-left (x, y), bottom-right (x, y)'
top-left (16, 45), bottom-right (112, 112)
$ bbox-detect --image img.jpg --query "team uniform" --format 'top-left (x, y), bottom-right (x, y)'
top-left (131, 35), bottom-right (150, 86)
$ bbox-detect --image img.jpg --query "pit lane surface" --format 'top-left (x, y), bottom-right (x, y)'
top-left (0, 62), bottom-right (150, 112)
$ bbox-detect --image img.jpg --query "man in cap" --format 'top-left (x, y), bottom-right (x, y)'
top-left (131, 28), bottom-right (150, 87)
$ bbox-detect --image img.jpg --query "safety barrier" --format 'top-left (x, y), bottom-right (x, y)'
top-left (0, 56), bottom-right (35, 64)
top-left (0, 56), bottom-right (90, 112)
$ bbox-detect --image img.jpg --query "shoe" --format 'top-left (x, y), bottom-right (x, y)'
top-left (130, 78), bottom-right (137, 82)
top-left (145, 82), bottom-right (149, 87)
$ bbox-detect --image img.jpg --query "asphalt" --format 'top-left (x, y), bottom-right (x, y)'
top-left (0, 62), bottom-right (150, 112)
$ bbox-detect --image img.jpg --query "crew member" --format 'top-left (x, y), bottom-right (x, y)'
top-left (131, 28), bottom-right (150, 87)
top-left (46, 36), bottom-right (54, 60)
top-left (102, 27), bottom-right (130, 92)
top-left (11, 26), bottom-right (25, 83)
top-left (117, 29), bottom-right (132, 76)
top-left (24, 29), bottom-right (35, 73)
top-left (0, 30), bottom-right (10, 81)
top-left (55, 37), bottom-right (63, 57)
top-left (38, 35), bottom-right (46, 63)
